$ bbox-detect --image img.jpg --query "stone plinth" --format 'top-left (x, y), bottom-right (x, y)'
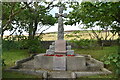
top-left (34, 55), bottom-right (53, 70)
top-left (53, 57), bottom-right (66, 70)
top-left (67, 56), bottom-right (86, 71)
top-left (48, 71), bottom-right (72, 78)
top-left (10, 53), bottom-right (111, 78)
top-left (34, 54), bottom-right (87, 71)
top-left (46, 42), bottom-right (74, 55)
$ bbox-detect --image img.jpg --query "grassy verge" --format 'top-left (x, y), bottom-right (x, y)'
top-left (74, 46), bottom-right (118, 60)
top-left (2, 49), bottom-right (40, 78)
top-left (2, 49), bottom-right (30, 68)
top-left (2, 71), bottom-right (41, 78)
top-left (79, 74), bottom-right (117, 78)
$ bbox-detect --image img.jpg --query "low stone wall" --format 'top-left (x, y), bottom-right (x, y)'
top-left (41, 41), bottom-right (54, 49)
top-left (40, 41), bottom-right (76, 49)
top-left (101, 40), bottom-right (118, 46)
top-left (10, 54), bottom-right (36, 69)
top-left (40, 40), bottom-right (118, 49)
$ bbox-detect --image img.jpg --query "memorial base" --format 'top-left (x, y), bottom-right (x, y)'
top-left (34, 54), bottom-right (86, 71)
top-left (8, 53), bottom-right (111, 78)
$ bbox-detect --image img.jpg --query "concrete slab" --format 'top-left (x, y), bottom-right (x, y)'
top-left (34, 55), bottom-right (87, 71)
top-left (46, 50), bottom-right (54, 54)
top-left (75, 69), bottom-right (112, 77)
top-left (34, 55), bottom-right (53, 70)
top-left (86, 58), bottom-right (104, 71)
top-left (67, 50), bottom-right (74, 55)
top-left (21, 59), bottom-right (34, 69)
top-left (48, 71), bottom-right (72, 78)
top-left (49, 45), bottom-right (55, 50)
top-left (9, 53), bottom-right (112, 78)
top-left (5, 69), bottom-right (44, 76)
top-left (53, 57), bottom-right (66, 70)
top-left (67, 56), bottom-right (87, 71)
top-left (67, 46), bottom-right (71, 50)
top-left (6, 68), bottom-right (112, 78)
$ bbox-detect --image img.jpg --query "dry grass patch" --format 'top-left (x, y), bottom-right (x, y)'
top-left (41, 31), bottom-right (118, 41)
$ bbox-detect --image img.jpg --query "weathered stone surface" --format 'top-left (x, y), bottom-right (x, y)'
top-left (21, 60), bottom-right (34, 69)
top-left (75, 70), bottom-right (112, 77)
top-left (48, 71), bottom-right (71, 78)
top-left (63, 13), bottom-right (67, 18)
top-left (53, 56), bottom-right (66, 71)
top-left (34, 55), bottom-right (53, 70)
top-left (6, 68), bottom-right (111, 78)
top-left (55, 40), bottom-right (67, 54)
top-left (67, 45), bottom-right (71, 50)
top-left (58, 10), bottom-right (64, 40)
top-left (86, 58), bottom-right (104, 71)
top-left (43, 72), bottom-right (48, 78)
top-left (46, 50), bottom-right (54, 54)
top-left (46, 43), bottom-right (74, 55)
top-left (71, 72), bottom-right (76, 78)
top-left (67, 50), bottom-right (74, 55)
top-left (67, 56), bottom-right (87, 71)
top-left (49, 45), bottom-right (55, 50)
top-left (5, 69), bottom-right (44, 76)
top-left (55, 13), bottom-right (59, 18)
top-left (52, 42), bottom-right (55, 45)
top-left (34, 55), bottom-right (87, 71)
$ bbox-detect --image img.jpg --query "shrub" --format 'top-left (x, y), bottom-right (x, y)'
top-left (69, 39), bottom-right (97, 49)
top-left (2, 59), bottom-right (6, 66)
top-left (2, 35), bottom-right (28, 50)
top-left (2, 36), bottom-right (46, 53)
top-left (102, 53), bottom-right (120, 77)
top-left (2, 39), bottom-right (19, 50)
top-left (27, 37), bottom-right (46, 53)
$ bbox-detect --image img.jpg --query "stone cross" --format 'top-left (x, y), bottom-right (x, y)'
top-left (55, 4), bottom-right (67, 40)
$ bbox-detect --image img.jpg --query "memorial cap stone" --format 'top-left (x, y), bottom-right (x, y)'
top-left (55, 40), bottom-right (67, 54)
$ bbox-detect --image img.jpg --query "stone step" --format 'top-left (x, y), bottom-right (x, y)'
top-left (86, 58), bottom-right (104, 71)
top-left (49, 45), bottom-right (72, 50)
top-left (21, 60), bottom-right (34, 69)
top-left (48, 71), bottom-right (73, 78)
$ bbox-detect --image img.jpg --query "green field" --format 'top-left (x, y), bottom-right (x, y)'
top-left (2, 45), bottom-right (118, 78)
top-left (2, 50), bottom-right (29, 68)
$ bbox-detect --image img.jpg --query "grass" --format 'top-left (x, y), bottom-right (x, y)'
top-left (2, 49), bottom-right (41, 78)
top-left (2, 71), bottom-right (41, 78)
top-left (2, 49), bottom-right (29, 68)
top-left (79, 74), bottom-right (117, 78)
top-left (74, 46), bottom-right (118, 60)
